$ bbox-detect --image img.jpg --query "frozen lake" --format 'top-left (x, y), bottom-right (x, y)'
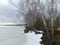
top-left (0, 26), bottom-right (42, 45)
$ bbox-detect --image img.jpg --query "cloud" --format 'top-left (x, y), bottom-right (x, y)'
top-left (0, 5), bottom-right (17, 23)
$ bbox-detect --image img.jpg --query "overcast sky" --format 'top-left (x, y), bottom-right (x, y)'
top-left (0, 0), bottom-right (25, 24)
top-left (0, 0), bottom-right (60, 23)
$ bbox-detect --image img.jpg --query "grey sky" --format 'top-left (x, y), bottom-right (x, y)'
top-left (0, 0), bottom-right (25, 24)
top-left (0, 0), bottom-right (60, 23)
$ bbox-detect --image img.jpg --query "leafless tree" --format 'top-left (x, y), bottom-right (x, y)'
top-left (9, 0), bottom-right (28, 24)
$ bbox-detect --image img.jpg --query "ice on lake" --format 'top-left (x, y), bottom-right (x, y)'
top-left (0, 26), bottom-right (26, 45)
top-left (0, 26), bottom-right (42, 45)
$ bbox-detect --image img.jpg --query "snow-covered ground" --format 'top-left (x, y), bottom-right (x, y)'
top-left (25, 32), bottom-right (42, 45)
